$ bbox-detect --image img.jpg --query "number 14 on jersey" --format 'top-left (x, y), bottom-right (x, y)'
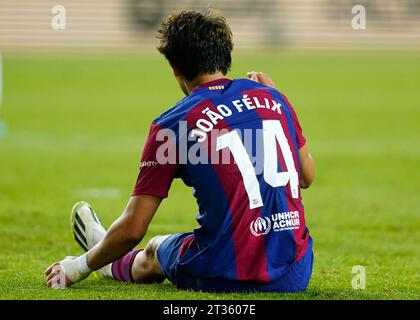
top-left (216, 120), bottom-right (299, 209)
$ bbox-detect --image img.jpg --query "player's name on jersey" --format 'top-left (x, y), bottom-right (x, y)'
top-left (152, 94), bottom-right (286, 167)
top-left (190, 94), bottom-right (282, 141)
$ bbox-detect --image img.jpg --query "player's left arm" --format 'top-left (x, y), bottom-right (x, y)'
top-left (45, 195), bottom-right (161, 288)
top-left (299, 144), bottom-right (314, 189)
top-left (247, 71), bottom-right (315, 188)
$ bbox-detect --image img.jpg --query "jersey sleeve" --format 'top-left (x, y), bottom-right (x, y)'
top-left (132, 123), bottom-right (179, 198)
top-left (281, 93), bottom-right (307, 149)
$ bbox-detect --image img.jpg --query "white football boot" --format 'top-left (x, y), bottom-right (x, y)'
top-left (70, 201), bottom-right (113, 278)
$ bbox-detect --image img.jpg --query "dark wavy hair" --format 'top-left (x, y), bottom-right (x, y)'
top-left (157, 9), bottom-right (233, 81)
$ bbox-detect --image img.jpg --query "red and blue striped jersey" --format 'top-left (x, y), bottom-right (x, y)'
top-left (133, 78), bottom-right (310, 283)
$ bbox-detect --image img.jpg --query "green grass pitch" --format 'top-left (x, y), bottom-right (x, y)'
top-left (0, 50), bottom-right (419, 299)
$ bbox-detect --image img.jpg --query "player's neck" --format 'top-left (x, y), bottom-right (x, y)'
top-left (187, 72), bottom-right (226, 94)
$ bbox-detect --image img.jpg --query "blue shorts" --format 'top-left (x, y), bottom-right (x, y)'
top-left (156, 233), bottom-right (314, 293)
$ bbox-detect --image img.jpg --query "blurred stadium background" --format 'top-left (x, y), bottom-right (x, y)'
top-left (1, 0), bottom-right (420, 50)
top-left (0, 1), bottom-right (419, 299)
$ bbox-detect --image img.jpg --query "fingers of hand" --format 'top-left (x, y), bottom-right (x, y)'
top-left (247, 71), bottom-right (268, 84)
top-left (46, 264), bottom-right (67, 289)
top-left (45, 262), bottom-right (59, 276)
top-left (247, 71), bottom-right (259, 82)
top-left (255, 73), bottom-right (276, 88)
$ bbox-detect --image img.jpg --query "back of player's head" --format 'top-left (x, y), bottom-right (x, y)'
top-left (157, 9), bottom-right (233, 82)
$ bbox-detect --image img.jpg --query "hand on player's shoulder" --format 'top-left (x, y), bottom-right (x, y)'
top-left (247, 71), bottom-right (276, 88)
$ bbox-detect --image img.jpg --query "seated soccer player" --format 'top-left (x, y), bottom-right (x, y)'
top-left (45, 9), bottom-right (315, 293)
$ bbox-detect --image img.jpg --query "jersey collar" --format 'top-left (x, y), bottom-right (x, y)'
top-left (190, 78), bottom-right (232, 93)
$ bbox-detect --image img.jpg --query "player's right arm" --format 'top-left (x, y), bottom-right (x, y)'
top-left (45, 195), bottom-right (162, 288)
top-left (86, 195), bottom-right (161, 271)
top-left (87, 121), bottom-right (178, 272)
top-left (46, 122), bottom-right (178, 288)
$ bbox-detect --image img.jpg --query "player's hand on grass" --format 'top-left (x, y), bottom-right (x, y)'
top-left (45, 261), bottom-right (74, 289)
top-left (45, 254), bottom-right (92, 289)
top-left (247, 71), bottom-right (276, 88)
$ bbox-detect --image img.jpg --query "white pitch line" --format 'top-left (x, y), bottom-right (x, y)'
top-left (75, 188), bottom-right (122, 199)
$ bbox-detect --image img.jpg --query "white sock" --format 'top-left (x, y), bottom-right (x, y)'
top-left (96, 263), bottom-right (113, 279)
